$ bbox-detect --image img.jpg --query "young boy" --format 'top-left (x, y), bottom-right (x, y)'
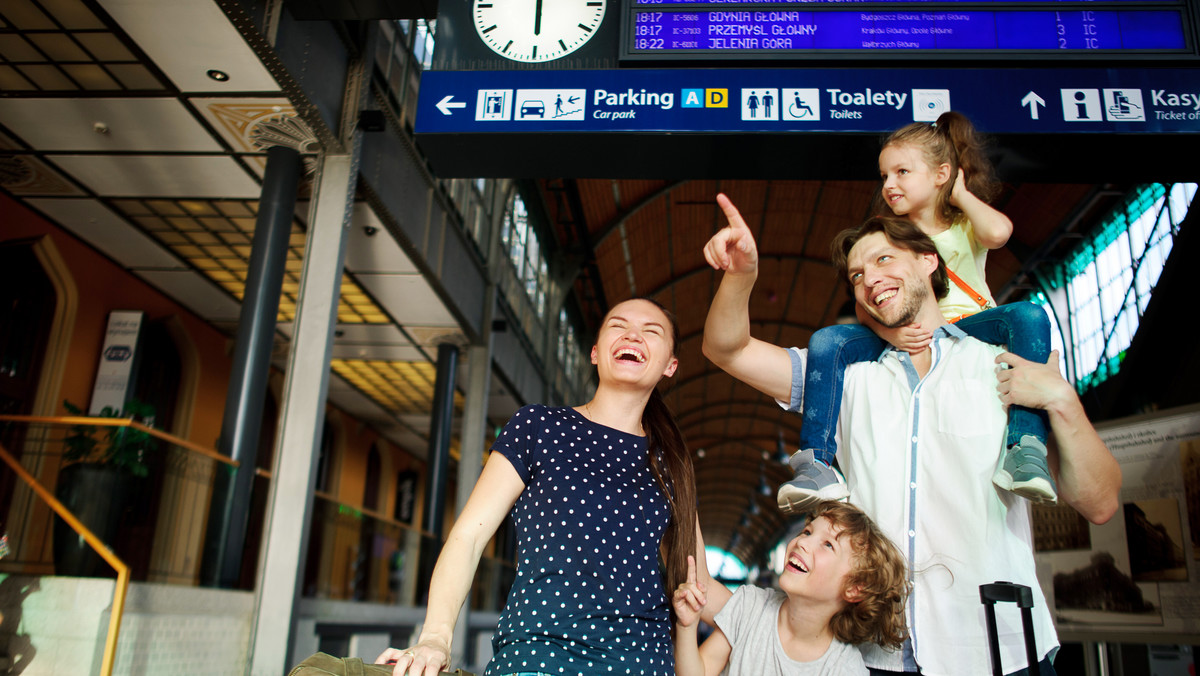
top-left (673, 501), bottom-right (908, 675)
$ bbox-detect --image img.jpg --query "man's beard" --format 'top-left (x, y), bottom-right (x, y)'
top-left (872, 280), bottom-right (929, 329)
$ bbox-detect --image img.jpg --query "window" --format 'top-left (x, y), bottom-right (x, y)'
top-left (413, 19), bottom-right (436, 70)
top-left (500, 192), bottom-right (549, 320)
top-left (557, 307), bottom-right (583, 380)
top-left (1031, 183), bottom-right (1196, 393)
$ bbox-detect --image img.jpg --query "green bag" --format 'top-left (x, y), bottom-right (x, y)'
top-left (288, 652), bottom-right (474, 676)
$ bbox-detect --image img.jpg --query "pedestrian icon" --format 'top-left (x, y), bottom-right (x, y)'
top-left (515, 89), bottom-right (586, 121)
top-left (1061, 89), bottom-right (1101, 122)
top-left (782, 89), bottom-right (821, 121)
top-left (476, 90), bottom-right (512, 121)
top-left (1104, 89), bottom-right (1145, 122)
top-left (741, 89), bottom-right (779, 121)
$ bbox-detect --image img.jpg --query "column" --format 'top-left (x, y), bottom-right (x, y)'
top-left (200, 144), bottom-right (301, 588)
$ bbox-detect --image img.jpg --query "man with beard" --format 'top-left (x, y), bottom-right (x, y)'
top-left (701, 196), bottom-right (1121, 676)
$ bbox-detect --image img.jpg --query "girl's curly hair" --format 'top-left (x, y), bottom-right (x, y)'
top-left (809, 501), bottom-right (910, 649)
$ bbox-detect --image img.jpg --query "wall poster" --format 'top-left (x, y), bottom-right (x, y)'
top-left (1033, 403), bottom-right (1200, 643)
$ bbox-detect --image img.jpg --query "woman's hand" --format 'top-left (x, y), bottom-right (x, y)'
top-left (375, 637), bottom-right (451, 676)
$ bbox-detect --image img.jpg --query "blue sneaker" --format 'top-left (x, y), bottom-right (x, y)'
top-left (777, 449), bottom-right (849, 515)
top-left (992, 435), bottom-right (1058, 504)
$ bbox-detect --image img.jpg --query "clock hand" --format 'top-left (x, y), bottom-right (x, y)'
top-left (533, 0), bottom-right (544, 35)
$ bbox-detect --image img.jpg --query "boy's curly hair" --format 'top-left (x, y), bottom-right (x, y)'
top-left (809, 501), bottom-right (910, 649)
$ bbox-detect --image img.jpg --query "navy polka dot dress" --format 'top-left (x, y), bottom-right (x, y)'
top-left (484, 405), bottom-right (674, 676)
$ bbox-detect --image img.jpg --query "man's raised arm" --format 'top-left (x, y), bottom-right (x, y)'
top-left (702, 194), bottom-right (795, 404)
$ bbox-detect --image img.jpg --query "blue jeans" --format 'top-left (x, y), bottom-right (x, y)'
top-left (800, 302), bottom-right (1052, 466)
top-left (868, 655), bottom-right (1056, 675)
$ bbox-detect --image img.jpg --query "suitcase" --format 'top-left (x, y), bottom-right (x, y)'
top-left (979, 581), bottom-right (1039, 676)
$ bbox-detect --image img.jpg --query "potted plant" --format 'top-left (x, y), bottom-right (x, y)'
top-left (53, 399), bottom-right (156, 577)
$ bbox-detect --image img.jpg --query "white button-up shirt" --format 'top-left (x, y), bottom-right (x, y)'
top-left (785, 325), bottom-right (1057, 676)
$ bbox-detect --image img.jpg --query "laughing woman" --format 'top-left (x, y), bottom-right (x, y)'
top-left (377, 298), bottom-right (709, 676)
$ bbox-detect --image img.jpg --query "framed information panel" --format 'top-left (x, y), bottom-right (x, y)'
top-left (621, 0), bottom-right (1197, 59)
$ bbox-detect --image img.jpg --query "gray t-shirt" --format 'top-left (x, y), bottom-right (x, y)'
top-left (714, 586), bottom-right (867, 676)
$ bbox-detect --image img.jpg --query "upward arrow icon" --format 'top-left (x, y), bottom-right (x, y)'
top-left (1022, 91), bottom-right (1046, 120)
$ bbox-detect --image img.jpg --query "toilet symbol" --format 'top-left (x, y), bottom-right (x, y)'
top-left (742, 88), bottom-right (780, 121)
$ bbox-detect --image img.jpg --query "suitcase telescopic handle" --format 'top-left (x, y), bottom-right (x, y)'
top-left (979, 581), bottom-right (1039, 676)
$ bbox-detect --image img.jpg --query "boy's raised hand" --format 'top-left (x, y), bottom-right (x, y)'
top-left (705, 194), bottom-right (759, 275)
top-left (673, 555), bottom-right (708, 628)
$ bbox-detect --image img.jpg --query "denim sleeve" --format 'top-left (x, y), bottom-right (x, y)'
top-left (776, 346), bottom-right (807, 413)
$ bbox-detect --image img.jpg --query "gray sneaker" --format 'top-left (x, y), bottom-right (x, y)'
top-left (777, 449), bottom-right (849, 515)
top-left (992, 435), bottom-right (1058, 504)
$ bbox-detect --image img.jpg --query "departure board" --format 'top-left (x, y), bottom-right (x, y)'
top-left (622, 1), bottom-right (1194, 58)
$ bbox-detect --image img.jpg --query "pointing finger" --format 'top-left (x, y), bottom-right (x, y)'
top-left (716, 193), bottom-right (750, 232)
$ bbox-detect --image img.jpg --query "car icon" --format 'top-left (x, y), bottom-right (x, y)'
top-left (520, 100), bottom-right (545, 117)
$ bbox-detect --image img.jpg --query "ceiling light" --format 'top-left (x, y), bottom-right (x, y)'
top-left (207, 69), bottom-right (230, 82)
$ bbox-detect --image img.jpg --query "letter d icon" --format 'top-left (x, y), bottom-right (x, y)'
top-left (706, 88), bottom-right (728, 108)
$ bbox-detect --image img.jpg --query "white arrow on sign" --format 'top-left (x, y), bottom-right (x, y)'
top-left (1021, 91), bottom-right (1046, 120)
top-left (436, 95), bottom-right (466, 115)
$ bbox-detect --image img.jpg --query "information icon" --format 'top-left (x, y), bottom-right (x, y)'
top-left (1061, 89), bottom-right (1102, 122)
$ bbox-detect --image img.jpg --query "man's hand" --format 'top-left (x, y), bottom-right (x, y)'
top-left (995, 350), bottom-right (1071, 413)
top-left (673, 555), bottom-right (708, 629)
top-left (996, 349), bottom-right (1122, 524)
top-left (704, 193), bottom-right (759, 275)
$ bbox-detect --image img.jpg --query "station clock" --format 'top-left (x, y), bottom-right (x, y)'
top-left (473, 0), bottom-right (607, 63)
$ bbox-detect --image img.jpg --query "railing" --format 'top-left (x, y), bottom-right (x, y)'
top-left (0, 415), bottom-right (238, 584)
top-left (302, 493), bottom-right (516, 612)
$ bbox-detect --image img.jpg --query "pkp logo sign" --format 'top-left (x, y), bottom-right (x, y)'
top-left (104, 345), bottom-right (132, 362)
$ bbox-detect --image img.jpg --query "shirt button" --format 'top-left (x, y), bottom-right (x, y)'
top-left (909, 530), bottom-right (916, 537)
top-left (911, 436), bottom-right (918, 443)
top-left (910, 482), bottom-right (917, 489)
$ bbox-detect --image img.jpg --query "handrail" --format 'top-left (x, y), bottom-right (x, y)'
top-left (0, 414), bottom-right (238, 467)
top-left (312, 490), bottom-right (435, 539)
top-left (0, 441), bottom-right (128, 676)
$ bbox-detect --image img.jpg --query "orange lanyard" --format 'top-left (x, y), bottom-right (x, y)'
top-left (945, 267), bottom-right (991, 310)
top-left (944, 267), bottom-right (992, 323)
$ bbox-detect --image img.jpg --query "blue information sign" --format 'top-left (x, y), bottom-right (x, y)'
top-left (415, 67), bottom-right (1200, 135)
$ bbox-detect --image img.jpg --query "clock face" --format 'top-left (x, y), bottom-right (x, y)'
top-left (473, 0), bottom-right (607, 63)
